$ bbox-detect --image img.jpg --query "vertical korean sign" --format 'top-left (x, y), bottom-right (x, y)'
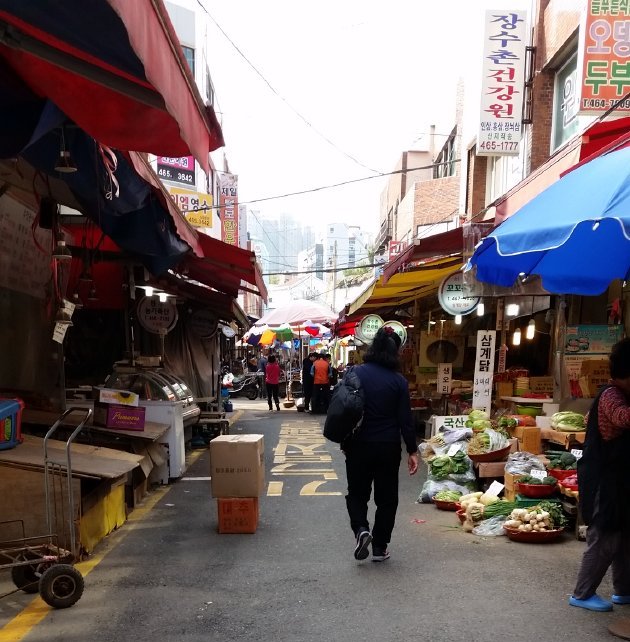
top-left (473, 330), bottom-right (496, 412)
top-left (437, 363), bottom-right (453, 395)
top-left (578, 1), bottom-right (630, 115)
top-left (219, 173), bottom-right (239, 246)
top-left (478, 10), bottom-right (528, 156)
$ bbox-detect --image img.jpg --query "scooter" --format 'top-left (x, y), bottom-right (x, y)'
top-left (222, 370), bottom-right (260, 400)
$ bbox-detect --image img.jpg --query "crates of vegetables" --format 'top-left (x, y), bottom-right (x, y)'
top-left (545, 450), bottom-right (578, 480)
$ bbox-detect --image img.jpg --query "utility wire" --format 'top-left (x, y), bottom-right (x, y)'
top-left (197, 1), bottom-right (383, 174)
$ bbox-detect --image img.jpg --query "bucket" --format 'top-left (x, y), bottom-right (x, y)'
top-left (0, 398), bottom-right (24, 450)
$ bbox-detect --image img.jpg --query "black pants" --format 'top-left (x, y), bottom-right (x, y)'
top-left (311, 384), bottom-right (329, 413)
top-left (266, 383), bottom-right (279, 409)
top-left (303, 382), bottom-right (313, 410)
top-left (344, 441), bottom-right (401, 548)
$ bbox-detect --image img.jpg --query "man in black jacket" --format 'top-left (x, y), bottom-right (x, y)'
top-left (302, 352), bottom-right (316, 412)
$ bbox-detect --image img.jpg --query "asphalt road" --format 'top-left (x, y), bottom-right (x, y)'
top-left (0, 398), bottom-right (624, 641)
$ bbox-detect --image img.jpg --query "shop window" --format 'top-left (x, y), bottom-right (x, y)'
top-left (182, 46), bottom-right (195, 76)
top-left (551, 52), bottom-right (579, 152)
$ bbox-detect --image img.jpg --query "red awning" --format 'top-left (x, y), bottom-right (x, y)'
top-left (579, 116), bottom-right (630, 160)
top-left (180, 233), bottom-right (268, 301)
top-left (381, 227), bottom-right (463, 283)
top-left (0, 0), bottom-right (223, 171)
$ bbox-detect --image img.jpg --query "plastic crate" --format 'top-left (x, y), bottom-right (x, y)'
top-left (515, 494), bottom-right (561, 508)
top-left (0, 398), bottom-right (24, 450)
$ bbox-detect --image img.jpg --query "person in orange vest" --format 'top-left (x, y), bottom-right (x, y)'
top-left (311, 353), bottom-right (331, 414)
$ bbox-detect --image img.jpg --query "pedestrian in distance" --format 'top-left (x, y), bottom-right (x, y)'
top-left (569, 337), bottom-right (630, 612)
top-left (265, 354), bottom-right (281, 412)
top-left (311, 353), bottom-right (331, 414)
top-left (343, 326), bottom-right (419, 563)
top-left (302, 352), bottom-right (317, 412)
top-left (257, 350), bottom-right (268, 399)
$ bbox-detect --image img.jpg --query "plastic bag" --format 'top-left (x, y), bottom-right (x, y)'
top-left (504, 451), bottom-right (546, 475)
top-left (418, 479), bottom-right (477, 504)
top-left (472, 515), bottom-right (507, 537)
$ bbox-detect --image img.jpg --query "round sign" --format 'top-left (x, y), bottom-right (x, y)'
top-left (438, 271), bottom-right (480, 316)
top-left (382, 320), bottom-right (407, 346)
top-left (137, 296), bottom-right (178, 334)
top-left (190, 310), bottom-right (218, 338)
top-left (356, 314), bottom-right (384, 343)
top-left (221, 325), bottom-right (236, 338)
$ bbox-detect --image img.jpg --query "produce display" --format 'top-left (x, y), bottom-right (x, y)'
top-left (517, 474), bottom-right (557, 486)
top-left (433, 490), bottom-right (462, 503)
top-left (498, 415), bottom-right (537, 430)
top-left (428, 451), bottom-right (470, 479)
top-left (545, 450), bottom-right (577, 470)
top-left (503, 501), bottom-right (567, 532)
top-left (550, 411), bottom-right (585, 432)
top-left (465, 409), bottom-right (492, 433)
top-left (467, 428), bottom-right (509, 455)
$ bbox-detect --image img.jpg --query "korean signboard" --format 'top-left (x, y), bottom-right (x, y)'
top-left (437, 363), bottom-right (453, 395)
top-left (157, 156), bottom-right (196, 187)
top-left (438, 271), bottom-right (480, 316)
top-left (478, 10), bottom-right (528, 157)
top-left (473, 330), bottom-right (497, 412)
top-left (137, 297), bottom-right (178, 335)
top-left (356, 314), bottom-right (383, 343)
top-left (167, 187), bottom-right (213, 228)
top-left (382, 320), bottom-right (408, 346)
top-left (578, 1), bottom-right (630, 115)
top-left (219, 173), bottom-right (239, 246)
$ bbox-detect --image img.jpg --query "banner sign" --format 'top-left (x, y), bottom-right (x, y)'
top-left (478, 10), bottom-right (528, 157)
top-left (219, 173), bottom-right (239, 246)
top-left (473, 330), bottom-right (497, 412)
top-left (167, 187), bottom-right (213, 228)
top-left (578, 1), bottom-right (630, 115)
top-left (157, 156), bottom-right (195, 187)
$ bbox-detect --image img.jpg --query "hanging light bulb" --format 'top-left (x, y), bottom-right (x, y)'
top-left (54, 125), bottom-right (78, 173)
top-left (71, 291), bottom-right (83, 310)
top-left (507, 303), bottom-right (520, 316)
top-left (144, 286), bottom-right (154, 297)
top-left (526, 319), bottom-right (536, 340)
top-left (158, 292), bottom-right (168, 303)
top-left (477, 302), bottom-right (485, 317)
top-left (512, 328), bottom-right (521, 346)
top-left (454, 314), bottom-right (462, 325)
top-left (52, 239), bottom-right (72, 261)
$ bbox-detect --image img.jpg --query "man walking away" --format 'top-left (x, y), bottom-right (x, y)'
top-left (257, 350), bottom-right (268, 399)
top-left (302, 352), bottom-right (316, 412)
top-left (311, 353), bottom-right (331, 414)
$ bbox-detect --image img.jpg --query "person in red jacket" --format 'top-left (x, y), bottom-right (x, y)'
top-left (265, 354), bottom-right (281, 411)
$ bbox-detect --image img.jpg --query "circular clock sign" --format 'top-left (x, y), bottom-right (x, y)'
top-left (438, 271), bottom-right (480, 316)
top-left (355, 314), bottom-right (384, 343)
top-left (190, 310), bottom-right (218, 338)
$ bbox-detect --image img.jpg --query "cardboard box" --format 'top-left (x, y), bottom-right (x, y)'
top-left (476, 461), bottom-right (506, 478)
top-left (210, 434), bottom-right (265, 498)
top-left (540, 427), bottom-right (586, 448)
top-left (529, 377), bottom-right (554, 394)
top-left (94, 387), bottom-right (139, 406)
top-left (513, 426), bottom-right (542, 454)
top-left (504, 471), bottom-right (524, 501)
top-left (94, 403), bottom-right (146, 431)
top-left (217, 497), bottom-right (259, 534)
top-left (495, 382), bottom-right (513, 404)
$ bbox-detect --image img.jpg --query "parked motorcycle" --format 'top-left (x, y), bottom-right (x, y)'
top-left (222, 369), bottom-right (259, 400)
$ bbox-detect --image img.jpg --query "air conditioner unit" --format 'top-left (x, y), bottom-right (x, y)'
top-left (418, 331), bottom-right (466, 369)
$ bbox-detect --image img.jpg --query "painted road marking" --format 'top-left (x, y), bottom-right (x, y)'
top-left (267, 481), bottom-right (283, 496)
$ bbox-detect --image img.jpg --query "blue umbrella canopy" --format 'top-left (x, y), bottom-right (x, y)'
top-left (467, 145), bottom-right (630, 295)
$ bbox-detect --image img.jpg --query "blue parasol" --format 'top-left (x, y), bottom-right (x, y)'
top-left (467, 145), bottom-right (630, 295)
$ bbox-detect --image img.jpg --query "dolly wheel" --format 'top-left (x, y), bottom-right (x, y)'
top-left (39, 564), bottom-right (84, 609)
top-left (246, 387), bottom-right (258, 400)
top-left (11, 554), bottom-right (41, 594)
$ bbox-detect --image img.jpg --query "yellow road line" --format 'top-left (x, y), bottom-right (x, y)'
top-left (0, 447), bottom-right (208, 641)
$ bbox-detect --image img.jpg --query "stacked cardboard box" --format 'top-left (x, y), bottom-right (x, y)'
top-left (209, 434), bottom-right (264, 533)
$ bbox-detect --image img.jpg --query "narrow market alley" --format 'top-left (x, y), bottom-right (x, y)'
top-left (0, 400), bottom-right (621, 642)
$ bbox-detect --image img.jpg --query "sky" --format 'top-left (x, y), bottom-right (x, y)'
top-left (205, 1), bottom-right (531, 238)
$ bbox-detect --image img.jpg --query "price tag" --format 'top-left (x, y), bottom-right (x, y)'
top-left (447, 444), bottom-right (460, 457)
top-left (485, 480), bottom-right (504, 497)
top-left (530, 469), bottom-right (547, 480)
top-left (571, 449), bottom-right (583, 460)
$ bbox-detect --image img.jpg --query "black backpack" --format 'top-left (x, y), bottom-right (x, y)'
top-left (323, 368), bottom-right (364, 443)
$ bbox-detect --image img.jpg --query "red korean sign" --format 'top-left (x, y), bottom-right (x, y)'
top-left (157, 156), bottom-right (195, 187)
top-left (219, 173), bottom-right (239, 246)
top-left (578, 1), bottom-right (630, 114)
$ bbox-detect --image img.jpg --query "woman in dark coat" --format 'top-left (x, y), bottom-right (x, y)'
top-left (569, 338), bottom-right (630, 612)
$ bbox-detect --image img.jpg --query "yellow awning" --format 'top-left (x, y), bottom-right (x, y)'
top-left (347, 256), bottom-right (463, 317)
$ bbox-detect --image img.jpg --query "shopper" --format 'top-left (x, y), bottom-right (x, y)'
top-left (569, 337), bottom-right (630, 612)
top-left (257, 350), bottom-right (268, 399)
top-left (311, 353), bottom-right (331, 414)
top-left (301, 352), bottom-right (316, 412)
top-left (265, 354), bottom-right (281, 412)
top-left (343, 326), bottom-right (418, 563)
